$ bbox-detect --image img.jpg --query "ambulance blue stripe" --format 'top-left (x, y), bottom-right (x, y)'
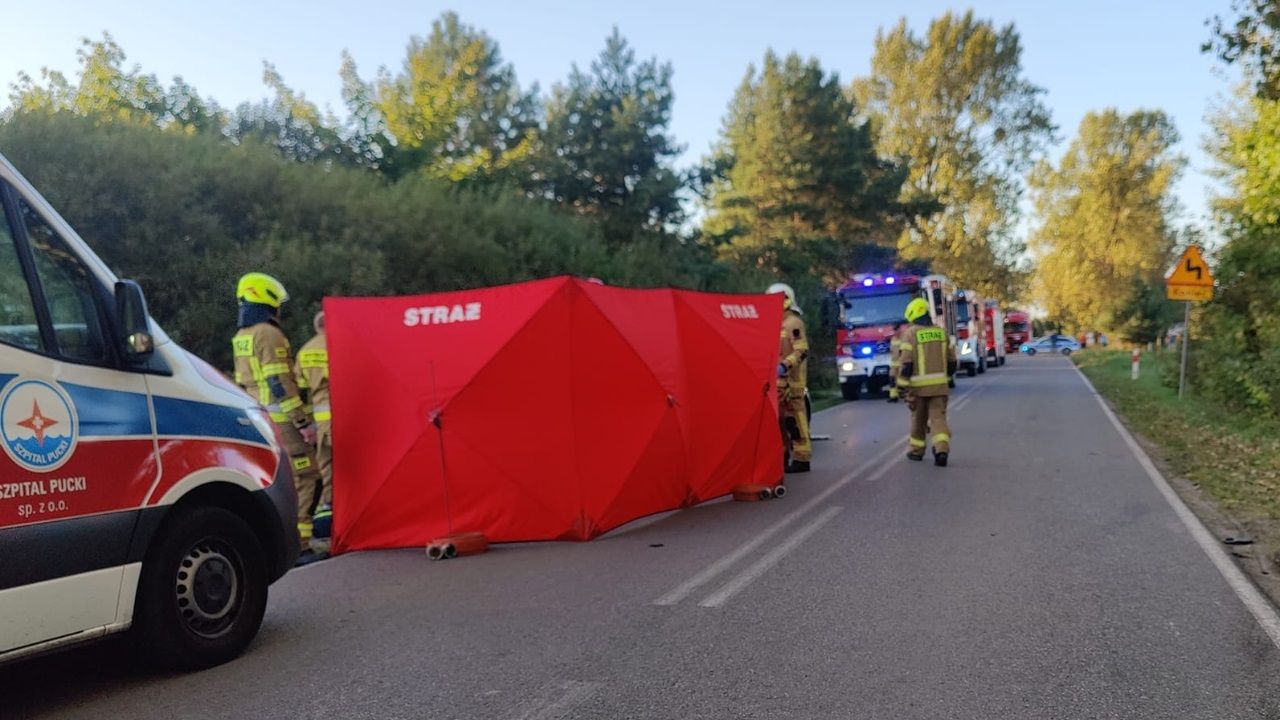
top-left (60, 383), bottom-right (153, 437)
top-left (1, 376), bottom-right (266, 444)
top-left (152, 396), bottom-right (269, 445)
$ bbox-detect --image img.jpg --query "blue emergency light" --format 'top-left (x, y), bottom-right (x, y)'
top-left (862, 278), bottom-right (874, 287)
top-left (860, 345), bottom-right (873, 356)
top-left (885, 276), bottom-right (896, 285)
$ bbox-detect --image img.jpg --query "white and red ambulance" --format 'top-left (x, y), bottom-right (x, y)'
top-left (0, 152), bottom-right (299, 670)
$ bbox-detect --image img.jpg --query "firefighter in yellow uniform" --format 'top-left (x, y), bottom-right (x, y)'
top-left (769, 283), bottom-right (811, 473)
top-left (894, 298), bottom-right (957, 466)
top-left (296, 311), bottom-right (333, 555)
top-left (231, 273), bottom-right (323, 557)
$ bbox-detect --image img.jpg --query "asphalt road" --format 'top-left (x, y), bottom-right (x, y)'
top-left (6, 354), bottom-right (1280, 719)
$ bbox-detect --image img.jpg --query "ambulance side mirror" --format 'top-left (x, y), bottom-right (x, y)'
top-left (115, 280), bottom-right (154, 360)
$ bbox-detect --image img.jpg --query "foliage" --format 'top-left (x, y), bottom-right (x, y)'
top-left (703, 50), bottom-right (915, 293)
top-left (1028, 109), bottom-right (1184, 340)
top-left (1205, 0), bottom-right (1280, 100)
top-left (854, 11), bottom-right (1056, 299)
top-left (7, 34), bottom-right (223, 133)
top-left (1198, 93), bottom-right (1280, 418)
top-left (228, 64), bottom-right (356, 165)
top-left (0, 113), bottom-right (621, 368)
top-left (533, 29), bottom-right (684, 245)
top-left (349, 12), bottom-right (539, 184)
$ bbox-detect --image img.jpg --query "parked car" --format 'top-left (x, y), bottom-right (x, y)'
top-left (1021, 335), bottom-right (1081, 356)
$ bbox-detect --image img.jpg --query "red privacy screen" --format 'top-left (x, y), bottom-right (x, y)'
top-left (326, 277), bottom-right (784, 552)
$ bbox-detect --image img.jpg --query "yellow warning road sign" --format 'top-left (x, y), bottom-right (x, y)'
top-left (1166, 246), bottom-right (1214, 301)
top-left (1167, 284), bottom-right (1212, 301)
top-left (1167, 246), bottom-right (1213, 287)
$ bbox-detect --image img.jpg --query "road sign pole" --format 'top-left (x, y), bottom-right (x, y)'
top-left (1178, 301), bottom-right (1190, 399)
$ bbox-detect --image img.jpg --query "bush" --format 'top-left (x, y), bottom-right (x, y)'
top-left (0, 113), bottom-right (624, 366)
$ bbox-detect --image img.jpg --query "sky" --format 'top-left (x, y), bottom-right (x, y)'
top-left (2, 0), bottom-right (1239, 232)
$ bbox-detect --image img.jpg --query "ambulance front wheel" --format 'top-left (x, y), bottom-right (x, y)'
top-left (840, 379), bottom-right (861, 401)
top-left (133, 505), bottom-right (269, 671)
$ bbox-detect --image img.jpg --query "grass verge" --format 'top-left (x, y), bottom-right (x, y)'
top-left (1075, 348), bottom-right (1280, 577)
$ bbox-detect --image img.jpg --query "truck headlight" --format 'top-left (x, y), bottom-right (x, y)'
top-left (841, 361), bottom-right (855, 372)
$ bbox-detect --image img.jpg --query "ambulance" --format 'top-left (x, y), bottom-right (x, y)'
top-left (0, 152), bottom-right (299, 670)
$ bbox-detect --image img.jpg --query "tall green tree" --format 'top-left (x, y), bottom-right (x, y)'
top-left (229, 63), bottom-right (353, 165)
top-left (854, 11), bottom-right (1055, 299)
top-left (7, 34), bottom-right (223, 132)
top-left (344, 12), bottom-right (538, 183)
top-left (1206, 0), bottom-right (1280, 100)
top-left (1029, 109), bottom-right (1184, 338)
top-left (533, 29), bottom-right (684, 244)
top-left (703, 51), bottom-right (913, 286)
top-left (1197, 2), bottom-right (1280, 416)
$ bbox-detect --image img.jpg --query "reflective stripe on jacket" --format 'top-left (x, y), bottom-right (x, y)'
top-left (297, 332), bottom-right (330, 422)
top-left (233, 322), bottom-right (309, 426)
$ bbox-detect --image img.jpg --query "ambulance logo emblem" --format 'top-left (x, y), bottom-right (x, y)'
top-left (1, 379), bottom-right (78, 473)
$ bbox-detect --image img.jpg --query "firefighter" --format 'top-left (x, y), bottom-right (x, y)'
top-left (231, 273), bottom-right (324, 558)
top-left (887, 320), bottom-right (905, 403)
top-left (894, 298), bottom-right (957, 466)
top-left (296, 311), bottom-right (333, 555)
top-left (769, 282), bottom-right (811, 473)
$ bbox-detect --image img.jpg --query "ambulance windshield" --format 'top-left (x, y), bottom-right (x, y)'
top-left (841, 291), bottom-right (913, 327)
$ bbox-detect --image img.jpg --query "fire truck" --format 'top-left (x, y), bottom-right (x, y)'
top-left (835, 273), bottom-right (955, 400)
top-left (1003, 309), bottom-right (1032, 352)
top-left (953, 289), bottom-right (986, 376)
top-left (983, 299), bottom-right (1006, 367)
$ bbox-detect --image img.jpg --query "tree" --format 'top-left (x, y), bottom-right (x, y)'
top-left (854, 11), bottom-right (1055, 299)
top-left (8, 34), bottom-right (222, 133)
top-left (1205, 0), bottom-right (1280, 100)
top-left (229, 63), bottom-right (353, 165)
top-left (1028, 109), bottom-right (1184, 338)
top-left (703, 51), bottom-right (914, 288)
top-left (533, 29), bottom-right (684, 244)
top-left (345, 12), bottom-right (539, 183)
top-left (0, 112), bottom-right (624, 366)
top-left (1196, 93), bottom-right (1280, 415)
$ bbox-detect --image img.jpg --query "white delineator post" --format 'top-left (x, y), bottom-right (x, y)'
top-left (1131, 348), bottom-right (1140, 380)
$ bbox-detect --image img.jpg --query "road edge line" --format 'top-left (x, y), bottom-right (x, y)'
top-left (1073, 362), bottom-right (1280, 650)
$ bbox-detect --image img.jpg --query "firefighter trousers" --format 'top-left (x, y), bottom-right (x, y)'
top-left (781, 389), bottom-right (812, 463)
top-left (908, 395), bottom-right (951, 455)
top-left (315, 420), bottom-right (333, 507)
top-left (277, 420), bottom-right (323, 542)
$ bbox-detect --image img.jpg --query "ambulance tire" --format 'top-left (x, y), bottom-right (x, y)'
top-left (966, 365), bottom-right (977, 377)
top-left (133, 505), bottom-right (269, 671)
top-left (841, 380), bottom-right (861, 401)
